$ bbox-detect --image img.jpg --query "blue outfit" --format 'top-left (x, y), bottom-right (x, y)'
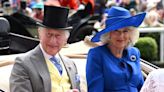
top-left (86, 44), bottom-right (144, 92)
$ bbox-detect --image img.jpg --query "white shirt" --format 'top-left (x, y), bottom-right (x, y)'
top-left (39, 44), bottom-right (64, 74)
top-left (39, 44), bottom-right (61, 62)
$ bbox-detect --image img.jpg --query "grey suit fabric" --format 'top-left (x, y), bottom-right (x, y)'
top-left (10, 45), bottom-right (80, 92)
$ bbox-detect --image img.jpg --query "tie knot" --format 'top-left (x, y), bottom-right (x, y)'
top-left (50, 57), bottom-right (58, 63)
top-left (50, 56), bottom-right (63, 75)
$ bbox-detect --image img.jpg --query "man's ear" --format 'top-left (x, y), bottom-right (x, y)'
top-left (38, 27), bottom-right (42, 39)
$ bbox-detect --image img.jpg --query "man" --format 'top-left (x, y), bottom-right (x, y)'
top-left (31, 2), bottom-right (44, 22)
top-left (10, 5), bottom-right (80, 92)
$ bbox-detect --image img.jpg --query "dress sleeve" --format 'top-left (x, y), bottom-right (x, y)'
top-left (86, 49), bottom-right (104, 92)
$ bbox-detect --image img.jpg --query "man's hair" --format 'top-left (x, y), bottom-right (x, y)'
top-left (38, 27), bottom-right (70, 39)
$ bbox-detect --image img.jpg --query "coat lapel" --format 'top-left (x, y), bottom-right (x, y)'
top-left (31, 46), bottom-right (51, 92)
top-left (58, 54), bottom-right (76, 89)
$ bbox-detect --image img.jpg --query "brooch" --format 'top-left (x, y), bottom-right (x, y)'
top-left (130, 55), bottom-right (136, 61)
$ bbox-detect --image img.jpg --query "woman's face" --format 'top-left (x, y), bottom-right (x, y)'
top-left (109, 27), bottom-right (131, 49)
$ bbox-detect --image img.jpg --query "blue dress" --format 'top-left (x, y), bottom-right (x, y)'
top-left (86, 44), bottom-right (144, 92)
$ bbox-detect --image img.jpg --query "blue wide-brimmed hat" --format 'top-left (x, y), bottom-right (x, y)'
top-left (91, 6), bottom-right (146, 42)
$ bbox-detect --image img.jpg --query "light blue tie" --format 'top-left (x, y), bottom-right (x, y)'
top-left (50, 57), bottom-right (63, 75)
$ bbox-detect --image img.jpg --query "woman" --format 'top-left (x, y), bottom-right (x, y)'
top-left (86, 6), bottom-right (146, 92)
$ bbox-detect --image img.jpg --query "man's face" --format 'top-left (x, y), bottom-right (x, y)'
top-left (39, 28), bottom-right (68, 55)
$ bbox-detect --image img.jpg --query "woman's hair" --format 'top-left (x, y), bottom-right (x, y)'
top-left (38, 27), bottom-right (70, 39)
top-left (100, 27), bottom-right (139, 46)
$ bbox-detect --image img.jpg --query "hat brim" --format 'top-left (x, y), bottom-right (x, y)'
top-left (91, 12), bottom-right (146, 42)
top-left (36, 21), bottom-right (73, 30)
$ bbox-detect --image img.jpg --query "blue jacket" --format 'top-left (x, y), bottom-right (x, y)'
top-left (86, 44), bottom-right (144, 92)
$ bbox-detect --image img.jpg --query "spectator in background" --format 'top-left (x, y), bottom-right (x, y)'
top-left (94, 0), bottom-right (107, 21)
top-left (143, 10), bottom-right (164, 27)
top-left (31, 2), bottom-right (43, 22)
top-left (44, 0), bottom-right (80, 10)
top-left (142, 2), bottom-right (164, 27)
top-left (45, 0), bottom-right (95, 18)
top-left (157, 9), bottom-right (164, 24)
top-left (15, 0), bottom-right (32, 16)
top-left (59, 0), bottom-right (80, 10)
top-left (86, 6), bottom-right (146, 92)
top-left (130, 8), bottom-right (137, 16)
top-left (137, 0), bottom-right (147, 12)
top-left (93, 8), bottom-right (109, 30)
top-left (44, 0), bottom-right (61, 6)
top-left (73, 0), bottom-right (95, 18)
top-left (11, 0), bottom-right (34, 14)
top-left (119, 0), bottom-right (140, 11)
top-left (80, 0), bottom-right (95, 15)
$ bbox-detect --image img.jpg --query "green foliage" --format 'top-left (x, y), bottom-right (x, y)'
top-left (140, 33), bottom-right (160, 60)
top-left (134, 37), bottom-right (158, 62)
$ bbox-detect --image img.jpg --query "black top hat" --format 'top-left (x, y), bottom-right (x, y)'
top-left (37, 5), bottom-right (72, 30)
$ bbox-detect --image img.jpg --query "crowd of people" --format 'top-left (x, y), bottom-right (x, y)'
top-left (102, 0), bottom-right (164, 27)
top-left (0, 0), bottom-right (164, 27)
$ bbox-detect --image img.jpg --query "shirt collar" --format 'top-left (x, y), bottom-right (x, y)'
top-left (39, 44), bottom-right (59, 60)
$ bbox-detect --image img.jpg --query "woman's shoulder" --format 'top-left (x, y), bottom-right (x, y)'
top-left (126, 46), bottom-right (140, 55)
top-left (90, 44), bottom-right (107, 50)
top-left (89, 44), bottom-right (107, 54)
top-left (126, 46), bottom-right (140, 62)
